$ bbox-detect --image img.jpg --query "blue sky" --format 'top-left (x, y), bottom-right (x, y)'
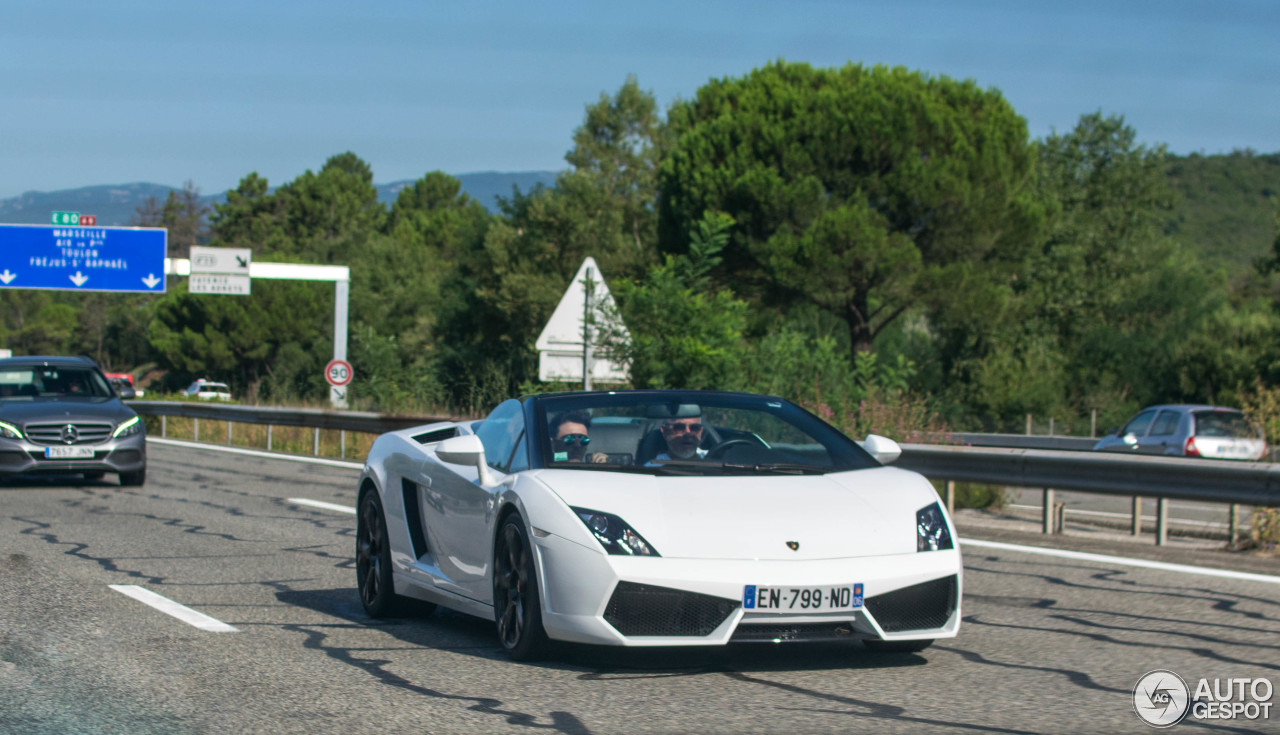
top-left (2, 0), bottom-right (1276, 199)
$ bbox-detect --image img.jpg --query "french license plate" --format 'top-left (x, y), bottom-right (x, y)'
top-left (743, 583), bottom-right (863, 612)
top-left (45, 446), bottom-right (94, 459)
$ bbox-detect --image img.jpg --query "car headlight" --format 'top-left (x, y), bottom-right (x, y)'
top-left (917, 502), bottom-right (953, 551)
top-left (0, 420), bottom-right (23, 440)
top-left (112, 416), bottom-right (142, 438)
top-left (571, 507), bottom-right (660, 557)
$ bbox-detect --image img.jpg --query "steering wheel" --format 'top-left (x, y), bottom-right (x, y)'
top-left (704, 439), bottom-right (759, 460)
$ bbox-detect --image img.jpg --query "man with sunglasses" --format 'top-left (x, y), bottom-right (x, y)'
top-left (550, 410), bottom-right (595, 463)
top-left (652, 413), bottom-right (709, 464)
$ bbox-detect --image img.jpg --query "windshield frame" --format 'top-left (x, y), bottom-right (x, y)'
top-left (529, 390), bottom-right (878, 475)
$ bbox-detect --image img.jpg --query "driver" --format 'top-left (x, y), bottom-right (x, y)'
top-left (652, 410), bottom-right (709, 463)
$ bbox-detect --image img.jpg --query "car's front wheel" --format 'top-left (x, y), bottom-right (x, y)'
top-left (356, 491), bottom-right (417, 617)
top-left (493, 514), bottom-right (549, 661)
top-left (863, 638), bottom-right (934, 653)
top-left (119, 469), bottom-right (145, 487)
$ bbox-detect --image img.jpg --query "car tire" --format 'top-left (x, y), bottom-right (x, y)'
top-left (493, 513), bottom-right (550, 661)
top-left (863, 638), bottom-right (934, 653)
top-left (83, 472), bottom-right (106, 481)
top-left (119, 469), bottom-right (146, 487)
top-left (356, 491), bottom-right (418, 618)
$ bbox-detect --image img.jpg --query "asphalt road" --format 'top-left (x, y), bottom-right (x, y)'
top-left (2, 441), bottom-right (1278, 734)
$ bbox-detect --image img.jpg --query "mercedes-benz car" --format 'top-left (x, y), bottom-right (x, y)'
top-left (0, 356), bottom-right (146, 485)
top-left (356, 390), bottom-right (961, 660)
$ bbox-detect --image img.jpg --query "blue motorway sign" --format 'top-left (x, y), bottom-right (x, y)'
top-left (0, 224), bottom-right (167, 293)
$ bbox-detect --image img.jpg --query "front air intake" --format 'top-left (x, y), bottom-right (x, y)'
top-left (864, 575), bottom-right (957, 633)
top-left (604, 582), bottom-right (739, 637)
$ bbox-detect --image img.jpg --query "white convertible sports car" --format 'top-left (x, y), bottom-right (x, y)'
top-left (356, 390), bottom-right (961, 660)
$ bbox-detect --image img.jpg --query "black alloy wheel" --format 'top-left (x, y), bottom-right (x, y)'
top-left (493, 514), bottom-right (549, 660)
top-left (357, 491), bottom-right (404, 617)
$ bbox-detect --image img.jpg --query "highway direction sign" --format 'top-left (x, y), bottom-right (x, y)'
top-left (190, 246), bottom-right (251, 275)
top-left (0, 224), bottom-right (167, 293)
top-left (189, 274), bottom-right (251, 295)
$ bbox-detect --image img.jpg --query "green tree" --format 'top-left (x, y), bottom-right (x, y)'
top-left (603, 212), bottom-right (750, 389)
top-left (659, 61), bottom-right (1045, 364)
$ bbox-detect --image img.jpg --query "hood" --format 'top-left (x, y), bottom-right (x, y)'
top-left (542, 467), bottom-right (939, 560)
top-left (0, 397), bottom-right (135, 427)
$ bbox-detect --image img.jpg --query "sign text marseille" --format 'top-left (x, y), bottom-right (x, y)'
top-left (0, 224), bottom-right (167, 293)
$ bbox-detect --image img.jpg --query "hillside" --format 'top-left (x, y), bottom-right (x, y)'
top-left (0, 171), bottom-right (560, 227)
top-left (1164, 151), bottom-right (1280, 269)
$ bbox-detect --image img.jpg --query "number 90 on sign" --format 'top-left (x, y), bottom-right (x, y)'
top-left (325, 359), bottom-right (353, 387)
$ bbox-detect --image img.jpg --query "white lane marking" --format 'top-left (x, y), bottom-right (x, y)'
top-left (960, 538), bottom-right (1280, 586)
top-left (1007, 503), bottom-right (1229, 529)
top-left (108, 585), bottom-right (239, 632)
top-left (288, 497), bottom-right (356, 515)
top-left (148, 437), bottom-right (363, 470)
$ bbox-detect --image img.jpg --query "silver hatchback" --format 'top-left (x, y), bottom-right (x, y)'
top-left (1093, 404), bottom-right (1266, 460)
top-left (0, 356), bottom-right (147, 485)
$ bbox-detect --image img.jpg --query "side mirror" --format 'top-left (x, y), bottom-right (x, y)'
top-left (862, 434), bottom-right (902, 465)
top-left (435, 434), bottom-right (498, 486)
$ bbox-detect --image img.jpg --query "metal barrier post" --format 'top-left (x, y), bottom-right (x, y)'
top-left (314, 428), bottom-right (320, 456)
top-left (194, 417), bottom-right (199, 442)
top-left (161, 415), bottom-right (166, 438)
top-left (267, 425), bottom-right (273, 451)
top-left (1132, 497), bottom-right (1142, 535)
top-left (227, 421), bottom-right (232, 446)
top-left (1042, 489), bottom-right (1054, 534)
top-left (340, 430), bottom-right (346, 460)
top-left (945, 480), bottom-right (955, 515)
top-left (1053, 502), bottom-right (1066, 534)
top-left (1156, 498), bottom-right (1168, 546)
top-left (1228, 504), bottom-right (1239, 546)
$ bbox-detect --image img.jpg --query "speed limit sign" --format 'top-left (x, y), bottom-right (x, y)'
top-left (325, 359), bottom-right (353, 387)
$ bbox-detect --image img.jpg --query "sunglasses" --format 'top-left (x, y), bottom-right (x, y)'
top-left (556, 433), bottom-right (590, 446)
top-left (663, 422), bottom-right (703, 435)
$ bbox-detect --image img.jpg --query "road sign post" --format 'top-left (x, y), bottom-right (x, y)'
top-left (325, 358), bottom-right (353, 408)
top-left (0, 224), bottom-right (167, 293)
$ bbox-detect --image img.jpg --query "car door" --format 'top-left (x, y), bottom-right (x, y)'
top-left (1140, 409), bottom-right (1182, 455)
top-left (1112, 409), bottom-right (1157, 451)
top-left (422, 399), bottom-right (528, 602)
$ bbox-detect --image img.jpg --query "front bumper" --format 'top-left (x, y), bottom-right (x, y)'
top-left (533, 532), bottom-right (962, 647)
top-left (0, 433), bottom-right (146, 478)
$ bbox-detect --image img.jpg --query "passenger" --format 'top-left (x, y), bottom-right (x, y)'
top-left (550, 410), bottom-right (594, 463)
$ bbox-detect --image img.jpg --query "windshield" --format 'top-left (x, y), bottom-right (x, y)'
top-left (1193, 411), bottom-right (1260, 439)
top-left (0, 366), bottom-right (113, 399)
top-left (535, 392), bottom-right (877, 475)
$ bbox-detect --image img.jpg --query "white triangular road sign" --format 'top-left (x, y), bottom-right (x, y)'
top-left (535, 257), bottom-right (630, 383)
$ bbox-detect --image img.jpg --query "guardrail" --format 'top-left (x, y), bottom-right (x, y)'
top-left (130, 401), bottom-right (461, 436)
top-left (131, 402), bottom-right (1274, 546)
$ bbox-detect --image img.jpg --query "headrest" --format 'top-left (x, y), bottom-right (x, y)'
top-left (644, 403), bottom-right (701, 419)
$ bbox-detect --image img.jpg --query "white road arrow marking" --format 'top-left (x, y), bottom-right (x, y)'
top-left (141, 273), bottom-right (161, 288)
top-left (69, 271), bottom-right (89, 287)
top-left (0, 270), bottom-right (15, 284)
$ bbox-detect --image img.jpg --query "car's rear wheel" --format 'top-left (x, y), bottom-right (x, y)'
top-left (863, 638), bottom-right (934, 653)
top-left (493, 514), bottom-right (549, 661)
top-left (356, 491), bottom-right (416, 617)
top-left (119, 469), bottom-right (146, 487)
